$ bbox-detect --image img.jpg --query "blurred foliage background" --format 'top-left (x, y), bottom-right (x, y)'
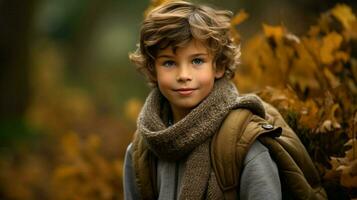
top-left (0, 0), bottom-right (356, 199)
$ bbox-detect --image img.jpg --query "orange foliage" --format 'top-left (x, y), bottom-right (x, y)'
top-left (233, 4), bottom-right (357, 196)
top-left (52, 132), bottom-right (122, 200)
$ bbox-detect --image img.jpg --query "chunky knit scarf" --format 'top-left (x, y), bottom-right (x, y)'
top-left (135, 78), bottom-right (264, 199)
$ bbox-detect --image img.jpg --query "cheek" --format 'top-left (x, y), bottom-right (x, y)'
top-left (198, 67), bottom-right (215, 84)
top-left (156, 70), bottom-right (172, 89)
top-left (197, 71), bottom-right (216, 89)
top-left (200, 75), bottom-right (214, 85)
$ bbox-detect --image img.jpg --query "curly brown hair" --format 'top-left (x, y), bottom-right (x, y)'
top-left (129, 0), bottom-right (240, 87)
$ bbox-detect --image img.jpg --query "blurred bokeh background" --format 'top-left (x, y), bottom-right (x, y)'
top-left (1, 0), bottom-right (356, 199)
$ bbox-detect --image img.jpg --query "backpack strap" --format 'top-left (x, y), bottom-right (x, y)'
top-left (210, 108), bottom-right (282, 200)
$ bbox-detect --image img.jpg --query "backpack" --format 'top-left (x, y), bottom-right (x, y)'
top-left (132, 97), bottom-right (328, 200)
top-left (211, 102), bottom-right (327, 199)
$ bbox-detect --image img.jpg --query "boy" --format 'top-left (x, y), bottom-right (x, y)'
top-left (124, 1), bottom-right (281, 199)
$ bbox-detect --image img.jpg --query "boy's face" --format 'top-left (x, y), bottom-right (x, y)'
top-left (154, 39), bottom-right (224, 114)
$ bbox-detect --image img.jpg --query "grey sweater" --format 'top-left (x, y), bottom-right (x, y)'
top-left (123, 140), bottom-right (281, 200)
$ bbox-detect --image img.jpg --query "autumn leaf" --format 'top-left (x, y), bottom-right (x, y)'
top-left (331, 4), bottom-right (357, 30)
top-left (231, 10), bottom-right (249, 26)
top-left (61, 131), bottom-right (81, 159)
top-left (230, 27), bottom-right (242, 44)
top-left (308, 25), bottom-right (321, 37)
top-left (347, 78), bottom-right (357, 95)
top-left (124, 98), bottom-right (143, 122)
top-left (87, 134), bottom-right (101, 151)
top-left (334, 156), bottom-right (349, 168)
top-left (338, 159), bottom-right (357, 188)
top-left (53, 166), bottom-right (81, 181)
top-left (320, 32), bottom-right (343, 65)
top-left (323, 67), bottom-right (340, 89)
top-left (346, 20), bottom-right (357, 39)
top-left (229, 10), bottom-right (248, 43)
top-left (299, 99), bottom-right (320, 129)
top-left (290, 42), bottom-right (321, 92)
top-left (144, 0), bottom-right (171, 16)
top-left (262, 24), bottom-right (285, 41)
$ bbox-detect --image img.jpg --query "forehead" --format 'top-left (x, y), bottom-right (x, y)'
top-left (156, 39), bottom-right (210, 56)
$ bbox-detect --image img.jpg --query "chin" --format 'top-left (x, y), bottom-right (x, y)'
top-left (177, 102), bottom-right (200, 110)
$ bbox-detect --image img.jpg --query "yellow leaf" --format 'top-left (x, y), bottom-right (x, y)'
top-left (335, 51), bottom-right (349, 63)
top-left (290, 42), bottom-right (320, 92)
top-left (124, 98), bottom-right (143, 122)
top-left (317, 120), bottom-right (334, 133)
top-left (308, 25), bottom-right (320, 37)
top-left (323, 68), bottom-right (340, 88)
top-left (299, 99), bottom-right (320, 129)
top-left (330, 156), bottom-right (349, 170)
top-left (263, 24), bottom-right (284, 40)
top-left (231, 10), bottom-right (249, 26)
top-left (86, 134), bottom-right (101, 151)
top-left (318, 12), bottom-right (333, 33)
top-left (339, 160), bottom-right (357, 188)
top-left (230, 27), bottom-right (241, 44)
top-left (331, 4), bottom-right (357, 30)
top-left (275, 40), bottom-right (295, 78)
top-left (144, 0), bottom-right (171, 16)
top-left (302, 37), bottom-right (321, 62)
top-left (347, 21), bottom-right (357, 39)
top-left (61, 131), bottom-right (81, 158)
top-left (235, 35), bottom-right (266, 92)
top-left (53, 166), bottom-right (81, 180)
top-left (320, 32), bottom-right (343, 65)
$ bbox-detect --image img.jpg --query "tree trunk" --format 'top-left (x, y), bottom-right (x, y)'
top-left (0, 0), bottom-right (37, 120)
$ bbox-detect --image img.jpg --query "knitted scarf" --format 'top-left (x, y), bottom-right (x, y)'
top-left (135, 78), bottom-right (243, 199)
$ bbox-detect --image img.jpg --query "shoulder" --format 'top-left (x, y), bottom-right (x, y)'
top-left (124, 143), bottom-right (134, 167)
top-left (240, 140), bottom-right (282, 200)
top-left (126, 143), bottom-right (133, 154)
top-left (243, 140), bottom-right (270, 166)
top-left (124, 143), bottom-right (134, 166)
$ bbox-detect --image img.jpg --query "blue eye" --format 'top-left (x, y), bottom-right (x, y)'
top-left (163, 60), bottom-right (175, 68)
top-left (192, 58), bottom-right (204, 65)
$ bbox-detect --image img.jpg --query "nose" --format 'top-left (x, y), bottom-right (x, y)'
top-left (176, 65), bottom-right (192, 82)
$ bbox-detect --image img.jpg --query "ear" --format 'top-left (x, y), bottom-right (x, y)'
top-left (215, 68), bottom-right (225, 79)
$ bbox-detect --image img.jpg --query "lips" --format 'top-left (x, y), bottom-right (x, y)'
top-left (174, 88), bottom-right (197, 96)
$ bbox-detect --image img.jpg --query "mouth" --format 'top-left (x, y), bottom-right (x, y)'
top-left (174, 88), bottom-right (197, 96)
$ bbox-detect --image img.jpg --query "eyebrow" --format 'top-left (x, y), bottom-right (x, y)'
top-left (157, 53), bottom-right (209, 59)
